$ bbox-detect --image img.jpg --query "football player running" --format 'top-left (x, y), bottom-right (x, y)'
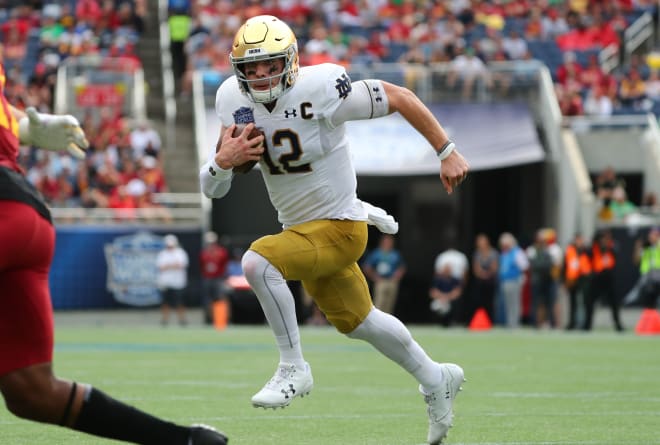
top-left (0, 63), bottom-right (227, 444)
top-left (200, 15), bottom-right (469, 445)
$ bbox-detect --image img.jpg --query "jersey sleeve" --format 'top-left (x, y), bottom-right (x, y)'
top-left (313, 63), bottom-right (355, 120)
top-left (214, 76), bottom-right (241, 127)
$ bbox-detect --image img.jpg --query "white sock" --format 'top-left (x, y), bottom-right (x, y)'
top-left (347, 308), bottom-right (443, 391)
top-left (242, 250), bottom-right (306, 369)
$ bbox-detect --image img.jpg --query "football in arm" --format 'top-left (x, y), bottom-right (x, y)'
top-left (232, 124), bottom-right (265, 174)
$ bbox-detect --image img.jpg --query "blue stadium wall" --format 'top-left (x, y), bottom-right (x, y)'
top-left (50, 226), bottom-right (202, 309)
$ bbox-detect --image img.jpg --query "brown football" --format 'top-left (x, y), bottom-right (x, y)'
top-left (232, 124), bottom-right (264, 174)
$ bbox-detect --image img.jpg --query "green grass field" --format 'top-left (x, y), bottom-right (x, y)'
top-left (1, 324), bottom-right (659, 445)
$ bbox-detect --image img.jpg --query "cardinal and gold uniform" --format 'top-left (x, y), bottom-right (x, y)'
top-left (0, 63), bottom-right (55, 375)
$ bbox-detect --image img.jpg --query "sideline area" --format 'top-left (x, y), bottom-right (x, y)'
top-left (53, 307), bottom-right (647, 332)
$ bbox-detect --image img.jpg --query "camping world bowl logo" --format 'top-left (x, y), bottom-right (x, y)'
top-left (104, 232), bottom-right (165, 306)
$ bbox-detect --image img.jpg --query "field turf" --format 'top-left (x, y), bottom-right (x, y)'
top-left (1, 323), bottom-right (659, 445)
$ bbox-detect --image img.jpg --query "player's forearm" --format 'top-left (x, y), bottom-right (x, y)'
top-left (9, 104), bottom-right (25, 121)
top-left (10, 105), bottom-right (28, 144)
top-left (199, 159), bottom-right (233, 199)
top-left (383, 82), bottom-right (450, 154)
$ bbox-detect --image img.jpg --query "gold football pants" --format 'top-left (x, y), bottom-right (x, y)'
top-left (249, 219), bottom-right (373, 333)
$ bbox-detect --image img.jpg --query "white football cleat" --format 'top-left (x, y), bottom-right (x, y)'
top-left (420, 363), bottom-right (465, 445)
top-left (251, 362), bottom-right (313, 409)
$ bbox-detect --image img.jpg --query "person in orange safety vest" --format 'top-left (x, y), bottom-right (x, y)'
top-left (583, 230), bottom-right (624, 331)
top-left (564, 233), bottom-right (592, 330)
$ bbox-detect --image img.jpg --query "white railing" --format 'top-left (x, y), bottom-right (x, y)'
top-left (599, 44), bottom-right (620, 74)
top-left (50, 193), bottom-right (203, 226)
top-left (623, 11), bottom-right (655, 66)
top-left (559, 130), bottom-right (597, 243)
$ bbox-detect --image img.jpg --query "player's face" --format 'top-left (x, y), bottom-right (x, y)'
top-left (242, 58), bottom-right (285, 91)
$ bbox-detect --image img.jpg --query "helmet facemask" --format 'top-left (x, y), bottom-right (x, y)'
top-left (232, 46), bottom-right (297, 103)
top-left (230, 15), bottom-right (299, 104)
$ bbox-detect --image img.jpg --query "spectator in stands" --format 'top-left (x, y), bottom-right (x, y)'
top-left (303, 23), bottom-right (332, 60)
top-left (618, 68), bottom-right (648, 110)
top-left (556, 16), bottom-right (599, 52)
top-left (556, 51), bottom-right (583, 86)
top-left (557, 88), bottom-right (584, 116)
top-left (541, 6), bottom-right (569, 40)
top-left (3, 25), bottom-right (27, 65)
top-left (609, 185), bottom-right (637, 220)
top-left (344, 36), bottom-right (380, 67)
top-left (365, 29), bottom-right (390, 62)
top-left (108, 184), bottom-right (137, 221)
top-left (524, 7), bottom-right (544, 40)
top-left (587, 12), bottom-right (621, 49)
top-left (51, 170), bottom-right (76, 207)
top-left (157, 234), bottom-right (190, 326)
top-left (476, 26), bottom-right (505, 61)
top-left (502, 29), bottom-right (529, 60)
top-left (135, 189), bottom-right (172, 223)
top-left (386, 13), bottom-right (414, 44)
top-left (76, 0), bottom-right (102, 25)
top-left (583, 84), bottom-right (613, 116)
top-left (138, 155), bottom-right (167, 194)
top-left (434, 12), bottom-right (466, 57)
top-left (0, 8), bottom-right (31, 47)
top-left (644, 69), bottom-right (660, 101)
top-left (324, 23), bottom-right (350, 63)
top-left (446, 46), bottom-right (493, 99)
top-left (39, 5), bottom-right (65, 48)
top-left (580, 53), bottom-right (607, 90)
top-left (130, 119), bottom-right (162, 160)
top-left (474, 2), bottom-right (505, 31)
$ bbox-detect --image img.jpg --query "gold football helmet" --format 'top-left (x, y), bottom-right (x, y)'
top-left (230, 15), bottom-right (299, 103)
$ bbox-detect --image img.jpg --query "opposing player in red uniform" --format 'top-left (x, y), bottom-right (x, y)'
top-left (0, 63), bottom-right (228, 445)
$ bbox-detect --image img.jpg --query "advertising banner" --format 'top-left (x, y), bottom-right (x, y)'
top-left (50, 226), bottom-right (201, 309)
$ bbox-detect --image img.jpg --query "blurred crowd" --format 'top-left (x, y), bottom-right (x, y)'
top-left (172, 0), bottom-right (659, 112)
top-left (1, 0), bottom-right (659, 216)
top-left (0, 0), bottom-right (174, 220)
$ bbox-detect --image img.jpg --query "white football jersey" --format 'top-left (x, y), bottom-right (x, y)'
top-left (214, 63), bottom-right (369, 228)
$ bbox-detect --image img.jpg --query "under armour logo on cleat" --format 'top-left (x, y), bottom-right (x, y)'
top-left (281, 384), bottom-right (296, 399)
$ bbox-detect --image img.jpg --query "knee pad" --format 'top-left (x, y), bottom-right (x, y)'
top-left (241, 249), bottom-right (261, 281)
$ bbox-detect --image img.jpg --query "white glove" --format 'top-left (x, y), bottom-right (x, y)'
top-left (18, 107), bottom-right (89, 159)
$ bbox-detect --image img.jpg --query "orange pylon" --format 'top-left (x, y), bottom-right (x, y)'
top-left (635, 308), bottom-right (660, 335)
top-left (469, 307), bottom-right (492, 331)
top-left (213, 300), bottom-right (229, 331)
